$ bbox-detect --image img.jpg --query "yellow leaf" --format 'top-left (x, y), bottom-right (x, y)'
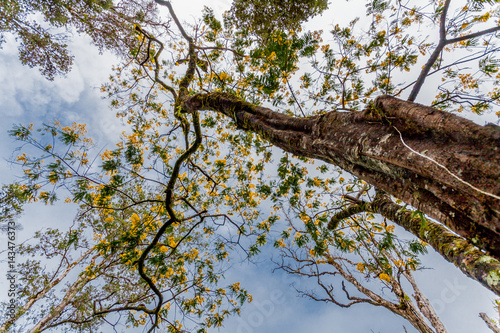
top-left (129, 213), bottom-right (140, 224)
top-left (379, 273), bottom-right (391, 283)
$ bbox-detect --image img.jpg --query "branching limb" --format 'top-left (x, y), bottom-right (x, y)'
top-left (402, 268), bottom-right (447, 333)
top-left (408, 0), bottom-right (451, 101)
top-left (135, 26), bottom-right (177, 100)
top-left (154, 0), bottom-right (192, 44)
top-left (408, 0), bottom-right (500, 101)
top-left (331, 190), bottom-right (500, 296)
top-left (0, 248), bottom-right (94, 332)
top-left (135, 218), bottom-right (174, 331)
top-left (327, 202), bottom-right (369, 230)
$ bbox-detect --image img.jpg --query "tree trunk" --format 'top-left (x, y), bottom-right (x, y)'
top-left (28, 273), bottom-right (91, 333)
top-left (184, 93), bottom-right (500, 259)
top-left (28, 253), bottom-right (101, 333)
top-left (0, 249), bottom-right (93, 332)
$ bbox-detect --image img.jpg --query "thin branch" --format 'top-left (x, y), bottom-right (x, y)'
top-left (480, 313), bottom-right (500, 333)
top-left (195, 46), bottom-right (245, 58)
top-left (447, 25), bottom-right (500, 45)
top-left (154, 0), bottom-right (192, 43)
top-left (408, 0), bottom-right (451, 101)
top-left (285, 77), bottom-right (306, 117)
top-left (408, 0), bottom-right (500, 102)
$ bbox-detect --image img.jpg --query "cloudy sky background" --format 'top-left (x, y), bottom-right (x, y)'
top-left (0, 0), bottom-right (498, 332)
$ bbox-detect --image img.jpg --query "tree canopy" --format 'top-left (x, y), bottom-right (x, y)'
top-left (1, 0), bottom-right (500, 332)
top-left (0, 0), bottom-right (165, 79)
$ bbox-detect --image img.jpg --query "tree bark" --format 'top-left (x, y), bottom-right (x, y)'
top-left (184, 92), bottom-right (500, 259)
top-left (480, 312), bottom-right (500, 333)
top-left (28, 273), bottom-right (91, 333)
top-left (335, 191), bottom-right (500, 296)
top-left (323, 253), bottom-right (438, 333)
top-left (28, 253), bottom-right (101, 333)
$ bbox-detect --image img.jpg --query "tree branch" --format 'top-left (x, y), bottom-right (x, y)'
top-left (369, 191), bottom-right (500, 296)
top-left (480, 312), bottom-right (500, 333)
top-left (408, 0), bottom-right (451, 102)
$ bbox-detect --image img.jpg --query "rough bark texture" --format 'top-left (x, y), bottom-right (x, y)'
top-left (333, 191), bottom-right (500, 296)
top-left (480, 312), bottom-right (500, 333)
top-left (323, 253), bottom-right (440, 333)
top-left (184, 93), bottom-right (500, 259)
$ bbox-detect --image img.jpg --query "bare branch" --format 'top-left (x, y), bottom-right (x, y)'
top-left (480, 312), bottom-right (500, 333)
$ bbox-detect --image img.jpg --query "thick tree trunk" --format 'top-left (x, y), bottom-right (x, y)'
top-left (184, 93), bottom-right (500, 259)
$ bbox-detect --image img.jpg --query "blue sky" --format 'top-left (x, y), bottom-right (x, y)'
top-left (0, 0), bottom-right (499, 332)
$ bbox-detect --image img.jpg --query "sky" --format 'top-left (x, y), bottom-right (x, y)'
top-left (0, 0), bottom-right (499, 332)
